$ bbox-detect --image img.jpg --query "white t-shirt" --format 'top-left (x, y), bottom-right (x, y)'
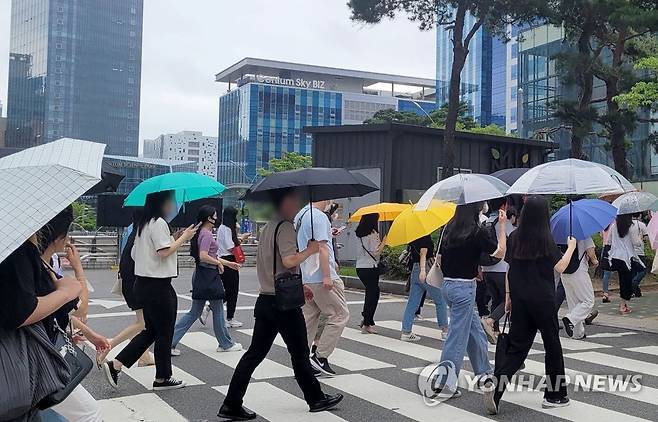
top-left (132, 218), bottom-right (177, 278)
top-left (630, 220), bottom-right (648, 256)
top-left (356, 232), bottom-right (381, 268)
top-left (573, 237), bottom-right (595, 274)
top-left (294, 205), bottom-right (339, 283)
top-left (217, 225), bottom-right (235, 257)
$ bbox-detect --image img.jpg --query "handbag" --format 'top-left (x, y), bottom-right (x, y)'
top-left (600, 244), bottom-right (612, 271)
top-left (398, 248), bottom-right (411, 268)
top-left (479, 220), bottom-right (502, 267)
top-left (0, 322), bottom-right (70, 420)
top-left (494, 313), bottom-right (510, 370)
top-left (360, 237), bottom-right (387, 275)
top-left (192, 263), bottom-right (225, 300)
top-left (38, 320), bottom-right (94, 409)
top-left (426, 229), bottom-right (445, 288)
top-left (232, 245), bottom-right (246, 264)
top-left (273, 221), bottom-right (305, 311)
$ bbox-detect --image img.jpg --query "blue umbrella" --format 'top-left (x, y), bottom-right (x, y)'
top-left (550, 199), bottom-right (617, 243)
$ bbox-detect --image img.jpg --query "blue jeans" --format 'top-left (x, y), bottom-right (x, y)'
top-left (631, 260), bottom-right (646, 291)
top-left (602, 271), bottom-right (611, 294)
top-left (172, 299), bottom-right (234, 350)
top-left (402, 263), bottom-right (449, 333)
top-left (439, 279), bottom-right (492, 390)
top-left (39, 410), bottom-right (67, 422)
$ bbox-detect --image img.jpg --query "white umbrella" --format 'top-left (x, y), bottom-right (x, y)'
top-left (612, 191), bottom-right (658, 215)
top-left (507, 158), bottom-right (635, 195)
top-left (415, 173), bottom-right (510, 210)
top-left (0, 138), bottom-right (106, 262)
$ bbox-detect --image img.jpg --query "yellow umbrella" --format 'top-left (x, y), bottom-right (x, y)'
top-left (348, 202), bottom-right (412, 223)
top-left (385, 200), bottom-right (456, 246)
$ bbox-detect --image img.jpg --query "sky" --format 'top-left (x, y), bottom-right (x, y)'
top-left (0, 0), bottom-right (436, 145)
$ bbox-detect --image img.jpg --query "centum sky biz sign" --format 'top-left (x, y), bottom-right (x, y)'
top-left (250, 74), bottom-right (326, 89)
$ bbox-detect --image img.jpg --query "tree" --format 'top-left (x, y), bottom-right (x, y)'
top-left (348, 0), bottom-right (541, 177)
top-left (615, 56), bottom-right (658, 111)
top-left (428, 101), bottom-right (478, 130)
top-left (256, 152), bottom-right (312, 177)
top-left (364, 108), bottom-right (429, 125)
top-left (72, 201), bottom-right (96, 231)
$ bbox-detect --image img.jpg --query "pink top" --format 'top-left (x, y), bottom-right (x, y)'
top-left (198, 228), bottom-right (218, 259)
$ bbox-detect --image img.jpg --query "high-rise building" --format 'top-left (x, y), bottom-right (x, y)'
top-left (144, 131), bottom-right (219, 180)
top-left (215, 58), bottom-right (437, 187)
top-left (6, 0), bottom-right (143, 155)
top-left (436, 20), bottom-right (520, 132)
top-left (0, 101), bottom-right (6, 148)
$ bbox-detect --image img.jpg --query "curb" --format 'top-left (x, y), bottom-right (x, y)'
top-left (343, 275), bottom-right (407, 296)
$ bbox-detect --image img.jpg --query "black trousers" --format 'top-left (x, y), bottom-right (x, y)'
top-left (357, 267), bottom-right (380, 326)
top-left (221, 255), bottom-right (240, 320)
top-left (555, 279), bottom-right (566, 311)
top-left (116, 276), bottom-right (177, 379)
top-left (494, 298), bottom-right (567, 402)
top-left (223, 295), bottom-right (325, 407)
top-left (612, 258), bottom-right (633, 300)
top-left (416, 291), bottom-right (426, 315)
top-left (476, 278), bottom-right (490, 317)
top-left (484, 272), bottom-right (505, 331)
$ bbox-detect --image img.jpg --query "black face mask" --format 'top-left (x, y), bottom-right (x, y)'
top-left (209, 217), bottom-right (220, 229)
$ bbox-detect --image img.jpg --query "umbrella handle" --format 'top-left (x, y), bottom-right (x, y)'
top-left (569, 201), bottom-right (572, 239)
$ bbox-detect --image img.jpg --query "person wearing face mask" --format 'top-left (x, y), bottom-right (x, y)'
top-left (102, 190), bottom-right (198, 391)
top-left (294, 200), bottom-right (349, 377)
top-left (170, 205), bottom-right (243, 355)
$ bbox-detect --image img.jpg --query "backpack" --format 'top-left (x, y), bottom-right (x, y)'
top-left (479, 220), bottom-right (502, 267)
top-left (558, 244), bottom-right (582, 275)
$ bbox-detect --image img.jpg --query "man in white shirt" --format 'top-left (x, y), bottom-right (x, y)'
top-left (295, 201), bottom-right (349, 377)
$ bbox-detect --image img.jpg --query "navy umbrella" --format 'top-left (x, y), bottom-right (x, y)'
top-left (491, 168), bottom-right (530, 186)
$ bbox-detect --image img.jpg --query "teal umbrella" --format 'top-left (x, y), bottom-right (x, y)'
top-left (124, 172), bottom-right (225, 206)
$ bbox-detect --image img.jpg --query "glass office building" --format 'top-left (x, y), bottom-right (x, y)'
top-left (6, 0), bottom-right (143, 155)
top-left (436, 18), bottom-right (520, 132)
top-left (216, 58), bottom-right (437, 187)
top-left (104, 155), bottom-right (197, 195)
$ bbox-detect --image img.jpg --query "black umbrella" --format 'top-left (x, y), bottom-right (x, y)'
top-left (84, 162), bottom-right (126, 195)
top-left (490, 168), bottom-right (530, 186)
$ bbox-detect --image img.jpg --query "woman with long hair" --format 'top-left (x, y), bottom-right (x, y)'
top-left (435, 202), bottom-right (505, 398)
top-left (170, 205), bottom-right (242, 355)
top-left (102, 191), bottom-right (197, 391)
top-left (355, 213), bottom-right (385, 334)
top-left (483, 195), bottom-right (576, 415)
top-left (217, 206), bottom-right (249, 328)
top-left (606, 214), bottom-right (642, 314)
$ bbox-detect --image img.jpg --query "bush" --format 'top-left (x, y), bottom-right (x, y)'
top-left (380, 245), bottom-right (410, 280)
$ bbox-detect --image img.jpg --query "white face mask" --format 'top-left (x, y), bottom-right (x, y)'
top-left (482, 202), bottom-right (489, 215)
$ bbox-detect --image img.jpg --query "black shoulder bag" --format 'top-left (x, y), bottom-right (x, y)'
top-left (360, 236), bottom-right (387, 275)
top-left (273, 221), bottom-right (306, 311)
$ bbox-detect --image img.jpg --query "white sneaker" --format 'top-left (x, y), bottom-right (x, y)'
top-left (414, 314), bottom-right (425, 321)
top-left (226, 319), bottom-right (243, 328)
top-left (217, 343), bottom-right (243, 352)
top-left (170, 348), bottom-right (181, 356)
top-left (401, 332), bottom-right (421, 342)
top-left (198, 304), bottom-right (211, 325)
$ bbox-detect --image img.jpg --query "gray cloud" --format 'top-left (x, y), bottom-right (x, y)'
top-left (0, 0), bottom-right (436, 142)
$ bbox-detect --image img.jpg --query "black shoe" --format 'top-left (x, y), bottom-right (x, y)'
top-left (311, 344), bottom-right (317, 355)
top-left (635, 287), bottom-right (642, 297)
top-left (310, 354), bottom-right (336, 376)
top-left (152, 377), bottom-right (186, 391)
top-left (602, 296), bottom-right (611, 303)
top-left (102, 361), bottom-right (120, 389)
top-left (311, 365), bottom-right (323, 377)
top-left (309, 393), bottom-right (344, 413)
top-left (585, 309), bottom-right (599, 325)
top-left (217, 403), bottom-right (257, 421)
top-left (562, 316), bottom-right (574, 338)
top-left (542, 397), bottom-right (570, 408)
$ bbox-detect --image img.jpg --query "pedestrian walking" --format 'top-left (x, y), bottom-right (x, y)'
top-left (400, 234), bottom-right (449, 342)
top-left (171, 205), bottom-right (242, 355)
top-left (630, 215), bottom-right (649, 297)
top-left (355, 213), bottom-right (385, 334)
top-left (295, 200), bottom-right (349, 376)
top-left (436, 202), bottom-right (506, 398)
top-left (600, 225), bottom-right (612, 303)
top-left (218, 206), bottom-right (250, 328)
top-left (483, 195), bottom-right (575, 415)
top-left (560, 238), bottom-right (598, 339)
top-left (218, 189), bottom-right (343, 420)
top-left (605, 214), bottom-right (643, 314)
top-left (102, 190), bottom-right (198, 391)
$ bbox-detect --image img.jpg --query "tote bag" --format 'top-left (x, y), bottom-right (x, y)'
top-left (273, 221), bottom-right (305, 311)
top-left (494, 313), bottom-right (510, 370)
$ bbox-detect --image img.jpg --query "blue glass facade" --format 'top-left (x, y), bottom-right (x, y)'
top-left (104, 155), bottom-right (197, 195)
top-left (218, 82), bottom-right (342, 185)
top-left (6, 0), bottom-right (143, 156)
top-left (397, 99), bottom-right (438, 115)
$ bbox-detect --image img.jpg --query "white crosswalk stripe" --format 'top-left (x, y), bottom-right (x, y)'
top-left (566, 351), bottom-right (658, 377)
top-left (99, 393), bottom-right (187, 421)
top-left (626, 345), bottom-right (658, 356)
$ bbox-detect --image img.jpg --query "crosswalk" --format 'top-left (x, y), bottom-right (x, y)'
top-left (85, 315), bottom-right (658, 422)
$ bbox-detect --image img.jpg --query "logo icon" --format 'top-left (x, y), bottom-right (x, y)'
top-left (417, 361), bottom-right (458, 406)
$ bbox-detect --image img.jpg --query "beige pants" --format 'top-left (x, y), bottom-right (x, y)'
top-left (303, 279), bottom-right (350, 359)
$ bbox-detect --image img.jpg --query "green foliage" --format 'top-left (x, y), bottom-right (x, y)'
top-left (467, 124), bottom-right (509, 137)
top-left (72, 201), bottom-right (96, 231)
top-left (615, 56), bottom-right (658, 111)
top-left (338, 266), bottom-right (358, 278)
top-left (380, 245), bottom-right (409, 280)
top-left (363, 108), bottom-right (428, 125)
top-left (256, 152), bottom-right (312, 177)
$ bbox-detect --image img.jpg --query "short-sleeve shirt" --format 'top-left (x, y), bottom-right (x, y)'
top-left (630, 221), bottom-right (648, 256)
top-left (440, 227), bottom-right (497, 279)
top-left (294, 205), bottom-right (339, 283)
top-left (356, 232), bottom-right (381, 268)
top-left (256, 217), bottom-right (299, 295)
top-left (481, 215), bottom-right (516, 273)
top-left (132, 217), bottom-right (177, 278)
top-left (198, 228), bottom-right (219, 260)
top-left (217, 225), bottom-right (235, 257)
top-left (504, 231), bottom-right (563, 301)
top-left (409, 235), bottom-right (434, 269)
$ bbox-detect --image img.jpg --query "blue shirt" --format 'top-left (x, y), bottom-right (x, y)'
top-left (294, 205), bottom-right (339, 284)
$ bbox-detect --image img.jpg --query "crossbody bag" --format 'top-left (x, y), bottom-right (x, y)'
top-left (273, 221), bottom-right (306, 311)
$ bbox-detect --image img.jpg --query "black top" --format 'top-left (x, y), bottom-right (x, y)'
top-left (440, 227), bottom-right (497, 279)
top-left (408, 235), bottom-right (434, 268)
top-left (504, 231), bottom-right (563, 302)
